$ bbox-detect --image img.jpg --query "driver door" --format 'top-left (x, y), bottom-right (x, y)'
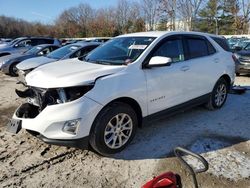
top-left (144, 36), bottom-right (191, 115)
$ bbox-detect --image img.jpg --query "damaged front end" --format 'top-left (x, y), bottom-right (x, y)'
top-left (15, 85), bottom-right (94, 119)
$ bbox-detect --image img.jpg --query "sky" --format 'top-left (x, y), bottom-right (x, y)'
top-left (0, 0), bottom-right (119, 24)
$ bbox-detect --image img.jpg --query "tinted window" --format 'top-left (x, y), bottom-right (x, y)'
top-left (50, 46), bottom-right (59, 51)
top-left (207, 41), bottom-right (216, 54)
top-left (211, 37), bottom-right (231, 52)
top-left (186, 38), bottom-right (209, 59)
top-left (47, 44), bottom-right (81, 59)
top-left (71, 45), bottom-right (98, 58)
top-left (16, 39), bottom-right (31, 47)
top-left (153, 39), bottom-right (184, 63)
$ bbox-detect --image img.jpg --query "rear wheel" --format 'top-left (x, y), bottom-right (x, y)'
top-left (206, 78), bottom-right (229, 110)
top-left (89, 102), bottom-right (137, 156)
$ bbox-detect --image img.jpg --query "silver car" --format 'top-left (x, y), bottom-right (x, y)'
top-left (0, 37), bottom-right (61, 57)
top-left (0, 44), bottom-right (60, 76)
top-left (17, 42), bottom-right (101, 75)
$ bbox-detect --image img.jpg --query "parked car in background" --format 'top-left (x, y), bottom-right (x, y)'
top-left (10, 31), bottom-right (235, 155)
top-left (84, 37), bottom-right (111, 43)
top-left (0, 38), bottom-right (12, 44)
top-left (17, 42), bottom-right (101, 75)
top-left (234, 43), bottom-right (250, 75)
top-left (0, 37), bottom-right (61, 57)
top-left (0, 44), bottom-right (60, 76)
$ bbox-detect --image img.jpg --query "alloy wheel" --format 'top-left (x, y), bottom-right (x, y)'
top-left (104, 113), bottom-right (133, 149)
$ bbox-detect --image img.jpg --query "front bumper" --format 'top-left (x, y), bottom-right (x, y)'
top-left (1, 63), bottom-right (10, 73)
top-left (12, 96), bottom-right (103, 140)
top-left (26, 130), bottom-right (89, 149)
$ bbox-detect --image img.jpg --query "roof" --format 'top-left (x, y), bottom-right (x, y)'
top-left (117, 31), bottom-right (223, 39)
top-left (36, 44), bottom-right (60, 48)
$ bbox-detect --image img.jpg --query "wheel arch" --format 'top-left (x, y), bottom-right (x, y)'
top-left (0, 52), bottom-right (11, 57)
top-left (220, 74), bottom-right (231, 89)
top-left (101, 97), bottom-right (143, 128)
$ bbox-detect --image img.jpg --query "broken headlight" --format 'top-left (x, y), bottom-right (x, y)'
top-left (58, 85), bottom-right (94, 103)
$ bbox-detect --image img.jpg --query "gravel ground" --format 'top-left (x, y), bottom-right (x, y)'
top-left (0, 72), bottom-right (249, 188)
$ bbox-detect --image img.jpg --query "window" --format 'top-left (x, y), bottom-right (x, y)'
top-left (211, 37), bottom-right (231, 52)
top-left (16, 39), bottom-right (31, 47)
top-left (40, 47), bottom-right (50, 55)
top-left (50, 46), bottom-right (59, 51)
top-left (245, 44), bottom-right (250, 50)
top-left (207, 41), bottom-right (216, 54)
top-left (153, 39), bottom-right (184, 63)
top-left (186, 38), bottom-right (209, 59)
top-left (47, 44), bottom-right (81, 59)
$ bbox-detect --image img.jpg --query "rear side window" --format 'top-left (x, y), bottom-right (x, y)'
top-left (211, 37), bottom-right (231, 52)
top-left (186, 38), bottom-right (209, 59)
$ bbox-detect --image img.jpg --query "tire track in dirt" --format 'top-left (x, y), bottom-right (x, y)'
top-left (0, 148), bottom-right (87, 186)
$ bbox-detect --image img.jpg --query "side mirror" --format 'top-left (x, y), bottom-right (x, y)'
top-left (147, 56), bottom-right (172, 68)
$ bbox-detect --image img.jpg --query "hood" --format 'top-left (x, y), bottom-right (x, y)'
top-left (16, 56), bottom-right (56, 70)
top-left (0, 43), bottom-right (8, 48)
top-left (26, 59), bottom-right (126, 88)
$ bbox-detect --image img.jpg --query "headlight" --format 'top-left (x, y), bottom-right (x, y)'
top-left (57, 85), bottom-right (94, 103)
top-left (0, 60), bottom-right (7, 67)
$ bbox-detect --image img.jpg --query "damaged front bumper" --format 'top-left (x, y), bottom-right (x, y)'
top-left (8, 86), bottom-right (103, 148)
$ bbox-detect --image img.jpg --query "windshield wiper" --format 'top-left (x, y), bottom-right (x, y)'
top-left (91, 59), bottom-right (125, 65)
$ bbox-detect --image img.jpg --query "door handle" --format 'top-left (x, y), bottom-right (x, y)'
top-left (180, 65), bottom-right (190, 72)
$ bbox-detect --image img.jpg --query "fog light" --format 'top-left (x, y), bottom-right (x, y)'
top-left (62, 119), bottom-right (81, 135)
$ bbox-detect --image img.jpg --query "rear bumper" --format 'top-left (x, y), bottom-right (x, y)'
top-left (236, 62), bottom-right (250, 73)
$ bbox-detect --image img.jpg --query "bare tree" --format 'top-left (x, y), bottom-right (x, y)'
top-left (141, 0), bottom-right (160, 31)
top-left (159, 0), bottom-right (177, 30)
top-left (177, 0), bottom-right (204, 31)
top-left (240, 0), bottom-right (250, 33)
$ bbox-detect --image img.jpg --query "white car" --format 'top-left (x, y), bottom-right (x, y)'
top-left (8, 31), bottom-right (235, 155)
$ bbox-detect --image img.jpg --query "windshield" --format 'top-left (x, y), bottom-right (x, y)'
top-left (25, 46), bottom-right (43, 54)
top-left (84, 37), bottom-right (155, 65)
top-left (47, 45), bottom-right (81, 59)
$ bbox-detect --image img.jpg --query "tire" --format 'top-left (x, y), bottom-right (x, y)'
top-left (89, 102), bottom-right (138, 156)
top-left (205, 78), bottom-right (229, 110)
top-left (9, 62), bottom-right (19, 77)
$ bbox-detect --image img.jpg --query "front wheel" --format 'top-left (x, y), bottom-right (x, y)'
top-left (89, 102), bottom-right (138, 156)
top-left (9, 62), bottom-right (19, 76)
top-left (205, 78), bottom-right (229, 110)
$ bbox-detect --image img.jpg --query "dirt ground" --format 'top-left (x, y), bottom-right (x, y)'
top-left (0, 72), bottom-right (249, 188)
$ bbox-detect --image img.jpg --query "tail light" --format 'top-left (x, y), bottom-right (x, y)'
top-left (232, 54), bottom-right (238, 63)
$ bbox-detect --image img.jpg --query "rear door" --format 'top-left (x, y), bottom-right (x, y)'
top-left (182, 35), bottom-right (218, 99)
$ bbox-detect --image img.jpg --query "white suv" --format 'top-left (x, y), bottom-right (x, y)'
top-left (8, 31), bottom-right (235, 155)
